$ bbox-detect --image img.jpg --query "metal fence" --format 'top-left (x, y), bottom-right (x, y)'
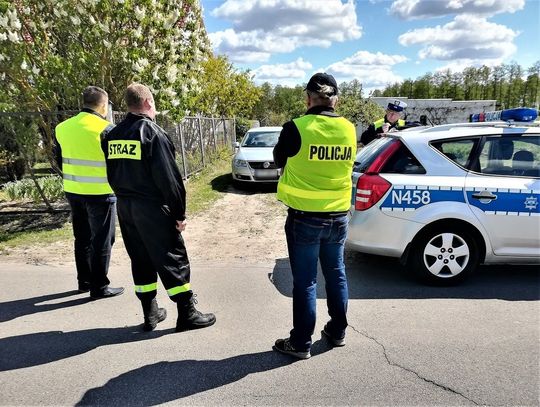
top-left (0, 111), bottom-right (236, 181)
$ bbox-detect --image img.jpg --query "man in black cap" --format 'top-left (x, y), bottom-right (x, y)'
top-left (360, 99), bottom-right (407, 146)
top-left (272, 72), bottom-right (357, 359)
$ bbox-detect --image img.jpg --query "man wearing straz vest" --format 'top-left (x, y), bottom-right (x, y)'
top-left (101, 83), bottom-right (215, 333)
top-left (273, 73), bottom-right (356, 359)
top-left (55, 86), bottom-right (124, 299)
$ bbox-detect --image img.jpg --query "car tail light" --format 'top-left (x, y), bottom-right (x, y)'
top-left (355, 174), bottom-right (391, 211)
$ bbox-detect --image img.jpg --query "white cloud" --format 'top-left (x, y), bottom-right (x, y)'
top-left (399, 15), bottom-right (519, 63)
top-left (325, 50), bottom-right (407, 90)
top-left (390, 0), bottom-right (525, 20)
top-left (252, 57), bottom-right (313, 85)
top-left (208, 0), bottom-right (361, 63)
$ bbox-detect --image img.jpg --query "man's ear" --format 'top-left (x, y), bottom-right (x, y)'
top-left (143, 98), bottom-right (152, 110)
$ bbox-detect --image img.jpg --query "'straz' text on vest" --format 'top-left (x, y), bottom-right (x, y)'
top-left (108, 140), bottom-right (142, 160)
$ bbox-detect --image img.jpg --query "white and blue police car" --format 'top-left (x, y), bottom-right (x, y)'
top-left (347, 108), bottom-right (540, 284)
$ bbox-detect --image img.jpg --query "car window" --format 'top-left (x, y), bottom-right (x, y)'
top-left (353, 137), bottom-right (395, 173)
top-left (380, 142), bottom-right (426, 174)
top-left (241, 131), bottom-right (280, 147)
top-left (478, 135), bottom-right (540, 177)
top-left (431, 139), bottom-right (477, 168)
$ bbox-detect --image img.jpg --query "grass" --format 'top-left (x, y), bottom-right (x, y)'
top-left (0, 151), bottom-right (234, 252)
top-left (185, 149), bottom-right (233, 214)
top-left (0, 224), bottom-right (72, 254)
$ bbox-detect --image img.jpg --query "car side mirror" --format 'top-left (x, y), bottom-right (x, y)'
top-left (234, 141), bottom-right (240, 149)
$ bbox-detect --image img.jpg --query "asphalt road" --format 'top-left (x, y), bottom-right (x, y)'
top-left (0, 253), bottom-right (538, 406)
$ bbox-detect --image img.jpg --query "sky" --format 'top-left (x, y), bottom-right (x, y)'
top-left (201, 0), bottom-right (540, 93)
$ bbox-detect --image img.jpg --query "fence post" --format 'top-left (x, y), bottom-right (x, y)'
top-left (177, 122), bottom-right (188, 179)
top-left (211, 117), bottom-right (217, 150)
top-left (232, 117), bottom-right (236, 146)
top-left (198, 116), bottom-right (205, 167)
top-left (222, 117), bottom-right (227, 147)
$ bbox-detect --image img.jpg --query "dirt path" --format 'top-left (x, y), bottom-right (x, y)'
top-left (0, 186), bottom-right (289, 266)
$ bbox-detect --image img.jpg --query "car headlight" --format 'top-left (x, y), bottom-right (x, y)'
top-left (234, 159), bottom-right (248, 168)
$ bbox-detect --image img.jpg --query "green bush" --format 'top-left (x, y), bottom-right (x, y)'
top-left (3, 175), bottom-right (64, 202)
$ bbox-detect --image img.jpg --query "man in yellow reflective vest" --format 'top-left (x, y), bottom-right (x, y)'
top-left (360, 99), bottom-right (407, 146)
top-left (55, 86), bottom-right (124, 299)
top-left (273, 73), bottom-right (357, 359)
top-left (101, 83), bottom-right (215, 332)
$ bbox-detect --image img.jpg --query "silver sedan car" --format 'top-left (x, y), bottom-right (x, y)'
top-left (232, 126), bottom-right (282, 183)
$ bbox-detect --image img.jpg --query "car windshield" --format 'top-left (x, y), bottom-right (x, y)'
top-left (241, 131), bottom-right (280, 147)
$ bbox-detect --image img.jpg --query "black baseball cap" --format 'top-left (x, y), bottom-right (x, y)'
top-left (305, 72), bottom-right (338, 95)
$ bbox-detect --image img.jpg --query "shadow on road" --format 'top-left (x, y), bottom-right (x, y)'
top-left (0, 326), bottom-right (173, 371)
top-left (270, 252), bottom-right (540, 301)
top-left (76, 341), bottom-right (331, 406)
top-left (0, 290), bottom-right (92, 323)
top-left (210, 173), bottom-right (277, 195)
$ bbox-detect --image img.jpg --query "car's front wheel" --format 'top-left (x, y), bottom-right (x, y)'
top-left (409, 225), bottom-right (480, 285)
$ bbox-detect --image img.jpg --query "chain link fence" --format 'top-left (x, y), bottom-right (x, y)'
top-left (0, 111), bottom-right (236, 183)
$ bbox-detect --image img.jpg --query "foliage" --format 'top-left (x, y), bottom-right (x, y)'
top-left (235, 117), bottom-right (252, 140)
top-left (336, 80), bottom-right (385, 126)
top-left (251, 80), bottom-right (384, 128)
top-left (377, 61), bottom-right (540, 108)
top-left (194, 55), bottom-right (262, 118)
top-left (251, 83), bottom-right (305, 126)
top-left (3, 175), bottom-right (63, 202)
top-left (0, 0), bottom-right (209, 115)
top-left (0, 0), bottom-right (211, 168)
top-left (0, 114), bottom-right (45, 182)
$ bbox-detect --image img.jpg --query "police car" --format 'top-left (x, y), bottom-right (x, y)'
top-left (347, 108), bottom-right (540, 284)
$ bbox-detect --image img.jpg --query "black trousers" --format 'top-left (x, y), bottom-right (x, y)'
top-left (66, 193), bottom-right (116, 291)
top-left (117, 198), bottom-right (191, 303)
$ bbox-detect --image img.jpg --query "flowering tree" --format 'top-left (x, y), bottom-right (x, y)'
top-left (0, 0), bottom-right (210, 140)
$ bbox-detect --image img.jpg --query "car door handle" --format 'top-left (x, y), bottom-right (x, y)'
top-left (472, 191), bottom-right (497, 200)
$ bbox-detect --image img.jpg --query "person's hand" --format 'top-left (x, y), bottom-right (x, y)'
top-left (176, 220), bottom-right (187, 232)
top-left (381, 123), bottom-right (390, 133)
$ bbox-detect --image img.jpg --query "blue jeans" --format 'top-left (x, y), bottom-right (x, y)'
top-left (285, 212), bottom-right (349, 351)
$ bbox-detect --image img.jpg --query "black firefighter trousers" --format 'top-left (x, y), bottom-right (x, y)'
top-left (117, 198), bottom-right (192, 304)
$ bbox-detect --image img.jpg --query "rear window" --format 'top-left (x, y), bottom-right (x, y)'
top-left (353, 137), bottom-right (425, 174)
top-left (380, 143), bottom-right (426, 174)
top-left (353, 137), bottom-right (394, 173)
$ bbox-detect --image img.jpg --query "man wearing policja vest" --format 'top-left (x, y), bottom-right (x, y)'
top-left (273, 73), bottom-right (356, 359)
top-left (55, 86), bottom-right (124, 299)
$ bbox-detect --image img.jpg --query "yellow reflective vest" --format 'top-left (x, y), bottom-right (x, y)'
top-left (277, 114), bottom-right (357, 212)
top-left (55, 111), bottom-right (113, 195)
top-left (373, 118), bottom-right (405, 130)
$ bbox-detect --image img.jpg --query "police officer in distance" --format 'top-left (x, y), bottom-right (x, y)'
top-left (273, 73), bottom-right (357, 359)
top-left (360, 99), bottom-right (407, 146)
top-left (101, 83), bottom-right (215, 332)
top-left (55, 86), bottom-right (124, 299)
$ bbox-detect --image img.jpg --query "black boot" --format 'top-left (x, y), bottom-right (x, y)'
top-left (142, 299), bottom-right (167, 332)
top-left (175, 295), bottom-right (216, 332)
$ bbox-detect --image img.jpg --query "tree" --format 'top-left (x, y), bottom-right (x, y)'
top-left (336, 80), bottom-right (384, 127)
top-left (0, 0), bottom-right (210, 158)
top-left (193, 55), bottom-right (261, 118)
top-left (523, 61), bottom-right (540, 108)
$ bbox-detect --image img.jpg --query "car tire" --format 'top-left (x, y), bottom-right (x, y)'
top-left (409, 225), bottom-right (480, 285)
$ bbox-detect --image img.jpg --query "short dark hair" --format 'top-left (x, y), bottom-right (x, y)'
top-left (125, 83), bottom-right (153, 110)
top-left (82, 86), bottom-right (108, 109)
